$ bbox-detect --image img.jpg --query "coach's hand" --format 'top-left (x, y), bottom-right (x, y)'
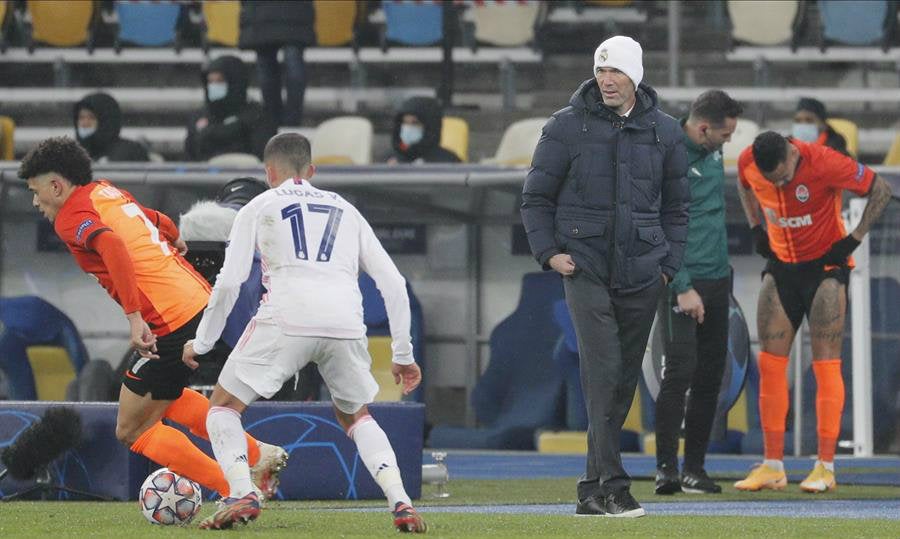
top-left (821, 234), bottom-right (861, 266)
top-left (392, 362), bottom-right (422, 395)
top-left (182, 340), bottom-right (200, 370)
top-left (676, 288), bottom-right (705, 324)
top-left (752, 225), bottom-right (775, 259)
top-left (549, 253), bottom-right (576, 276)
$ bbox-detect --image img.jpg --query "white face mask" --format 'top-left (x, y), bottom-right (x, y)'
top-left (791, 122), bottom-right (819, 143)
top-left (207, 82), bottom-right (228, 102)
top-left (399, 124), bottom-right (424, 147)
top-left (77, 126), bottom-right (96, 139)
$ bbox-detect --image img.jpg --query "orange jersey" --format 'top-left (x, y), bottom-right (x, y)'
top-left (54, 180), bottom-right (210, 336)
top-left (738, 139), bottom-right (874, 263)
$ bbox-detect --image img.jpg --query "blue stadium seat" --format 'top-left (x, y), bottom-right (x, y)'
top-left (0, 296), bottom-right (88, 400)
top-left (428, 272), bottom-right (565, 450)
top-left (819, 0), bottom-right (894, 48)
top-left (116, 2), bottom-right (181, 48)
top-left (383, 1), bottom-right (443, 46)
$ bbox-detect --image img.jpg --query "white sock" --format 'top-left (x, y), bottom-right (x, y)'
top-left (819, 459), bottom-right (835, 472)
top-left (349, 415), bottom-right (411, 509)
top-left (207, 406), bottom-right (254, 499)
top-left (763, 459), bottom-right (784, 472)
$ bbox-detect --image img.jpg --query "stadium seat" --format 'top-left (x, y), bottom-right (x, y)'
top-left (311, 116), bottom-right (373, 165)
top-left (818, 0), bottom-right (894, 48)
top-left (722, 117), bottom-right (759, 166)
top-left (827, 118), bottom-right (859, 158)
top-left (382, 1), bottom-right (443, 47)
top-left (482, 117), bottom-right (546, 166)
top-left (428, 272), bottom-right (566, 450)
top-left (726, 0), bottom-right (801, 47)
top-left (27, 0), bottom-right (94, 48)
top-left (115, 1), bottom-right (181, 48)
top-left (314, 0), bottom-right (357, 47)
top-left (884, 133), bottom-right (900, 165)
top-left (26, 346), bottom-right (76, 401)
top-left (0, 0), bottom-right (9, 52)
top-left (202, 0), bottom-right (240, 48)
top-left (0, 115), bottom-right (14, 160)
top-left (208, 152), bottom-right (261, 167)
top-left (440, 115), bottom-right (469, 163)
top-left (368, 336), bottom-right (403, 402)
top-left (467, 2), bottom-right (541, 48)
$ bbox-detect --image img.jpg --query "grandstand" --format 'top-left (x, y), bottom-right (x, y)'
top-left (1, 0), bottom-right (900, 530)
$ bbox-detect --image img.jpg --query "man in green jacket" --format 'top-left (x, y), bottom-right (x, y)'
top-left (654, 90), bottom-right (743, 495)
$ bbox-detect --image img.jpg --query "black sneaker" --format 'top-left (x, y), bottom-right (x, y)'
top-left (655, 466), bottom-right (682, 495)
top-left (575, 495), bottom-right (606, 516)
top-left (680, 469), bottom-right (722, 494)
top-left (603, 489), bottom-right (646, 518)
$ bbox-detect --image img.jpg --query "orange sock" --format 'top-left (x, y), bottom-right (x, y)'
top-left (812, 359), bottom-right (845, 463)
top-left (758, 351), bottom-right (790, 461)
top-left (131, 421), bottom-right (230, 496)
top-left (164, 388), bottom-right (261, 466)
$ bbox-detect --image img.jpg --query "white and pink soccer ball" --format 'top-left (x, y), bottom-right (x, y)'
top-left (139, 467), bottom-right (203, 526)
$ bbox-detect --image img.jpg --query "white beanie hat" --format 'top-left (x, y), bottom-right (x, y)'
top-left (593, 35), bottom-right (643, 88)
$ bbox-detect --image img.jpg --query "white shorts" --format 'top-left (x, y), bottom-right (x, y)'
top-left (218, 317), bottom-right (379, 414)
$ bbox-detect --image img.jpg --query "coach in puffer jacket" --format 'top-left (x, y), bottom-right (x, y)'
top-left (520, 36), bottom-right (688, 518)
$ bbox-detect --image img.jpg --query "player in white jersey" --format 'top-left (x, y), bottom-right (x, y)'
top-left (182, 133), bottom-right (426, 533)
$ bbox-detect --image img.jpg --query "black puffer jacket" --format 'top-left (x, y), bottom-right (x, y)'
top-left (184, 55), bottom-right (276, 161)
top-left (238, 0), bottom-right (316, 50)
top-left (521, 79), bottom-right (689, 293)
top-left (73, 93), bottom-right (149, 162)
top-left (389, 96), bottom-right (461, 163)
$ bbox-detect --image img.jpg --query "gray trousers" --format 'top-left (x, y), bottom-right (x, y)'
top-left (564, 272), bottom-right (662, 500)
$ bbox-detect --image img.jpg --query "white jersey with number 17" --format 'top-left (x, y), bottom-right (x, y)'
top-left (192, 179), bottom-right (413, 364)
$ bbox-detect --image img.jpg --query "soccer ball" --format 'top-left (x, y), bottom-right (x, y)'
top-left (139, 467), bottom-right (203, 525)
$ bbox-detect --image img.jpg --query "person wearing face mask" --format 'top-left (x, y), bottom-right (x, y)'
top-left (791, 97), bottom-right (848, 156)
top-left (653, 90), bottom-right (743, 496)
top-left (73, 92), bottom-right (149, 163)
top-left (387, 96), bottom-right (461, 164)
top-left (185, 55), bottom-right (276, 162)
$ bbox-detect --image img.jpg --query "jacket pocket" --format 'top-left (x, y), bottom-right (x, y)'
top-left (556, 217), bottom-right (608, 259)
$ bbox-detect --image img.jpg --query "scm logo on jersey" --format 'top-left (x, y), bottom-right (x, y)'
top-left (764, 207), bottom-right (813, 228)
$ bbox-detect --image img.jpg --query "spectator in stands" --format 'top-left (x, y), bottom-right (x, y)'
top-left (185, 55), bottom-right (276, 161)
top-left (387, 96), bottom-right (461, 164)
top-left (792, 97), bottom-right (848, 155)
top-left (654, 90), bottom-right (743, 496)
top-left (74, 92), bottom-right (149, 163)
top-left (521, 35), bottom-right (688, 518)
top-left (239, 1), bottom-right (315, 127)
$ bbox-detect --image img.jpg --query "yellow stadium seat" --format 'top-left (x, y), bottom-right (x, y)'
top-left (26, 346), bottom-right (76, 401)
top-left (722, 117), bottom-right (759, 166)
top-left (482, 117), bottom-right (546, 167)
top-left (28, 0), bottom-right (94, 47)
top-left (883, 133), bottom-right (900, 166)
top-left (827, 118), bottom-right (859, 158)
top-left (536, 391), bottom-right (642, 454)
top-left (203, 0), bottom-right (240, 47)
top-left (311, 116), bottom-right (373, 165)
top-left (368, 336), bottom-right (403, 402)
top-left (440, 116), bottom-right (469, 162)
top-left (314, 0), bottom-right (358, 47)
top-left (0, 115), bottom-right (14, 160)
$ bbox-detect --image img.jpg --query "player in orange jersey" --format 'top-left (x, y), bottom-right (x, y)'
top-left (734, 131), bottom-right (892, 492)
top-left (18, 137), bottom-right (287, 501)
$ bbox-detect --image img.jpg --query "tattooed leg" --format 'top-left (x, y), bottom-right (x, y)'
top-left (757, 274), bottom-right (795, 356)
top-left (809, 278), bottom-right (847, 360)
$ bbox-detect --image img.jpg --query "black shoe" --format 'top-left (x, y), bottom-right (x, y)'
top-left (575, 495), bottom-right (606, 516)
top-left (680, 469), bottom-right (722, 494)
top-left (603, 489), bottom-right (646, 518)
top-left (655, 466), bottom-right (682, 495)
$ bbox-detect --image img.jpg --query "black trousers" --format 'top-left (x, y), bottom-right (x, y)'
top-left (654, 275), bottom-right (731, 473)
top-left (564, 272), bottom-right (662, 500)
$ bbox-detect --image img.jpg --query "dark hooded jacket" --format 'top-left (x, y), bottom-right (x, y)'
top-left (521, 79), bottom-right (689, 293)
top-left (73, 93), bottom-right (149, 162)
top-left (238, 0), bottom-right (316, 50)
top-left (184, 55), bottom-right (276, 161)
top-left (389, 97), bottom-right (461, 164)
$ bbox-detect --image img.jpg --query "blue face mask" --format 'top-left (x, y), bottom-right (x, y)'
top-left (77, 126), bottom-right (96, 139)
top-left (207, 82), bottom-right (228, 102)
top-left (791, 122), bottom-right (819, 143)
top-left (399, 124), bottom-right (424, 147)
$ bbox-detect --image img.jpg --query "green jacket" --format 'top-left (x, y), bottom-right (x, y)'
top-left (670, 122), bottom-right (731, 294)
